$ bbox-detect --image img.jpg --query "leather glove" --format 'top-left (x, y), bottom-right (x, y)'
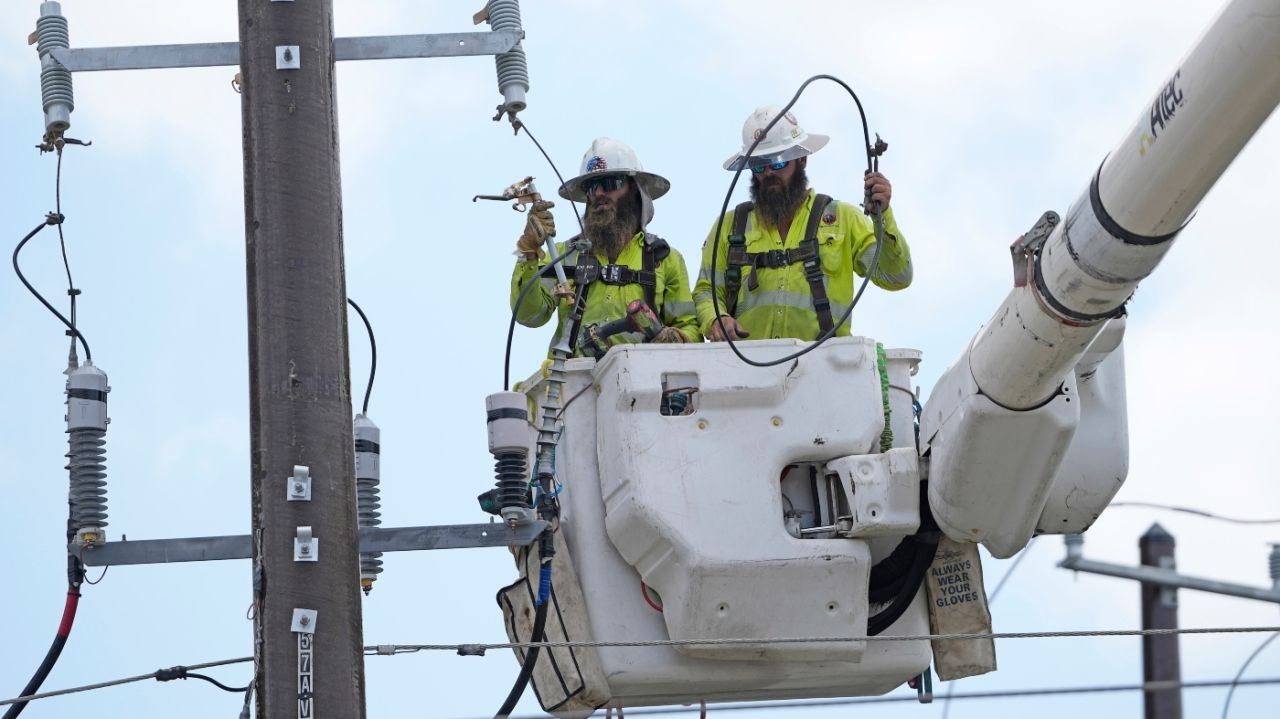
top-left (517, 200), bottom-right (556, 258)
top-left (651, 326), bottom-right (686, 344)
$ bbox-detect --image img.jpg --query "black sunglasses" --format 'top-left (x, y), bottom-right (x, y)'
top-left (583, 175), bottom-right (629, 197)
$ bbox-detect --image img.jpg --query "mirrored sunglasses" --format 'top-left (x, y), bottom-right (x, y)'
top-left (750, 160), bottom-right (790, 175)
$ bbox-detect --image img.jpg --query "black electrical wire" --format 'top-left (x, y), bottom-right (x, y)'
top-left (155, 666), bottom-right (250, 694)
top-left (3, 563), bottom-right (83, 719)
top-left (866, 482), bottom-right (939, 634)
top-left (514, 120), bottom-right (585, 236)
top-left (1222, 630), bottom-right (1278, 718)
top-left (0, 656), bottom-right (253, 708)
top-left (501, 119), bottom-right (589, 391)
top-left (494, 586), bottom-right (551, 719)
top-left (504, 249), bottom-right (578, 391)
top-left (5, 151), bottom-right (96, 719)
top-left (54, 149), bottom-right (75, 290)
top-left (709, 74), bottom-right (885, 368)
top-left (53, 147), bottom-right (88, 362)
top-left (347, 298), bottom-right (377, 415)
top-left (867, 536), bottom-right (921, 604)
top-left (867, 533), bottom-right (938, 636)
top-left (493, 119), bottom-right (586, 715)
top-left (13, 215), bottom-right (92, 361)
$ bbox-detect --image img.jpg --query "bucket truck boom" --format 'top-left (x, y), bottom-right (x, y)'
top-left (921, 0), bottom-right (1280, 558)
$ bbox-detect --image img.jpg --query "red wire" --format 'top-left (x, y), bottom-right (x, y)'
top-left (57, 589), bottom-right (80, 636)
top-left (640, 581), bottom-right (663, 613)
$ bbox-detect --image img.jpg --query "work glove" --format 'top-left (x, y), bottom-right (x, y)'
top-left (707, 315), bottom-right (750, 342)
top-left (517, 200), bottom-right (556, 259)
top-left (651, 326), bottom-right (686, 344)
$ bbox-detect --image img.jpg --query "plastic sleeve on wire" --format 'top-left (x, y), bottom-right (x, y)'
top-left (536, 563), bottom-right (552, 607)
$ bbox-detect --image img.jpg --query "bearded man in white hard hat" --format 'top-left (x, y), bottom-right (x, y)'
top-left (694, 106), bottom-right (913, 342)
top-left (511, 138), bottom-right (702, 356)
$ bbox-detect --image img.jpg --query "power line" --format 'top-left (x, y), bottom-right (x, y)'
top-left (366, 625), bottom-right (1280, 656)
top-left (1223, 631), bottom-right (1280, 718)
top-left (10, 646), bottom-right (1278, 714)
top-left (466, 677), bottom-right (1280, 719)
top-left (0, 657), bottom-right (251, 708)
top-left (1110, 501), bottom-right (1280, 525)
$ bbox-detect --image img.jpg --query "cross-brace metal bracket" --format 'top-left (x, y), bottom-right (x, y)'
top-left (47, 30), bottom-right (523, 73)
top-left (72, 521), bottom-right (548, 567)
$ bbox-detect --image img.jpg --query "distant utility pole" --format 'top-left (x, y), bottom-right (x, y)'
top-left (239, 1), bottom-right (365, 717)
top-left (1140, 525), bottom-right (1182, 719)
top-left (1063, 524), bottom-right (1280, 719)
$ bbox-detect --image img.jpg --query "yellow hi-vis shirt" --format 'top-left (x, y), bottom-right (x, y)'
top-left (511, 232), bottom-right (702, 357)
top-left (694, 189), bottom-right (912, 341)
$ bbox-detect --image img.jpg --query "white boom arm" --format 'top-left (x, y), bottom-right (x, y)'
top-left (922, 0), bottom-right (1280, 557)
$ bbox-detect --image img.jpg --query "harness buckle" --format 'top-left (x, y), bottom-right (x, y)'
top-left (765, 249), bottom-right (788, 267)
top-left (801, 250), bottom-right (825, 275)
top-left (601, 264), bottom-right (625, 283)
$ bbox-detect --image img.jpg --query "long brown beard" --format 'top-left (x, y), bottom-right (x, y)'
top-left (750, 166), bottom-right (809, 233)
top-left (584, 186), bottom-right (642, 260)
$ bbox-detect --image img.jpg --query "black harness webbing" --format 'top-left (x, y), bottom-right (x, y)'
top-left (724, 195), bottom-right (835, 333)
top-left (558, 233), bottom-right (670, 351)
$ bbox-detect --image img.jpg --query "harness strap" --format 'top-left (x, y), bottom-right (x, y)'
top-left (565, 251), bottom-right (596, 352)
top-left (722, 195), bottom-right (835, 334)
top-left (803, 194), bottom-right (835, 334)
top-left (562, 234), bottom-right (670, 352)
top-left (725, 202), bottom-right (753, 317)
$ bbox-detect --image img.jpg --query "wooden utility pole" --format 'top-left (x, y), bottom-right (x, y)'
top-left (238, 1), bottom-right (365, 717)
top-left (1140, 524), bottom-right (1182, 719)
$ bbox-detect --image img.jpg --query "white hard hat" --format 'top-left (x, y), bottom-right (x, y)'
top-left (559, 137), bottom-right (671, 204)
top-left (723, 105), bottom-right (829, 171)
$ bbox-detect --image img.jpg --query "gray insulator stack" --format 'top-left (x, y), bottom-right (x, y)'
top-left (486, 0), bottom-right (528, 113)
top-left (36, 1), bottom-right (74, 138)
top-left (66, 362), bottom-right (108, 546)
top-left (486, 392), bottom-right (532, 526)
top-left (355, 414), bottom-right (383, 594)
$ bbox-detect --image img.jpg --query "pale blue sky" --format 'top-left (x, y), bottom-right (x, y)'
top-left (2, 1), bottom-right (1278, 717)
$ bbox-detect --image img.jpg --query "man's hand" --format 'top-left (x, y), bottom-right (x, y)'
top-left (516, 200), bottom-right (556, 258)
top-left (651, 327), bottom-right (686, 344)
top-left (863, 171), bottom-right (892, 211)
top-left (707, 315), bottom-right (750, 342)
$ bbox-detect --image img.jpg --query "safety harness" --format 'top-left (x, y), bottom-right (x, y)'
top-left (539, 233), bottom-right (670, 351)
top-left (724, 194), bottom-right (835, 334)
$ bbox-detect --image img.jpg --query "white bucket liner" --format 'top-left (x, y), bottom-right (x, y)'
top-left (509, 340), bottom-right (931, 707)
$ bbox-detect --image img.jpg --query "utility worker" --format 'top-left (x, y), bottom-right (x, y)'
top-left (694, 106), bottom-right (913, 342)
top-left (511, 138), bottom-right (701, 356)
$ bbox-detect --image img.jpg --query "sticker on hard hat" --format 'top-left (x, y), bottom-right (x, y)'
top-left (586, 155), bottom-right (608, 172)
top-left (784, 112), bottom-right (798, 125)
top-left (752, 128), bottom-right (766, 141)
